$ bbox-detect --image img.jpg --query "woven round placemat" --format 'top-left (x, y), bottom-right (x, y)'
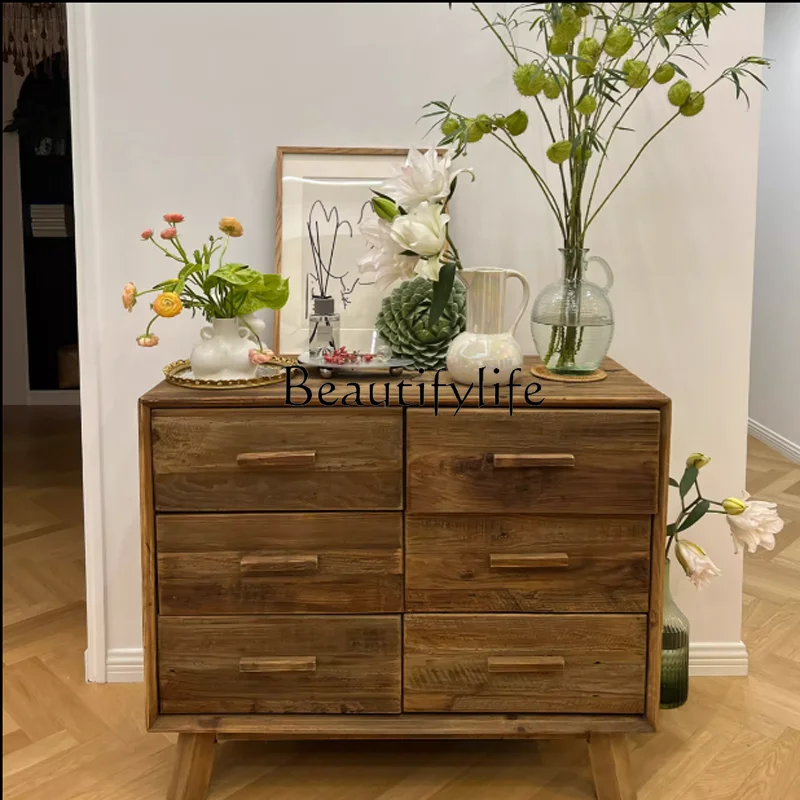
top-left (530, 365), bottom-right (608, 383)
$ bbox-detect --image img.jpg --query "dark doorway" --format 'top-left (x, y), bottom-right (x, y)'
top-left (4, 50), bottom-right (78, 392)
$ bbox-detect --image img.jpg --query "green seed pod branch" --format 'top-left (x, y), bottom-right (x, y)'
top-left (424, 2), bottom-right (769, 255)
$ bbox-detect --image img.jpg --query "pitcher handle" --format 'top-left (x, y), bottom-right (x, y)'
top-left (586, 255), bottom-right (614, 293)
top-left (505, 269), bottom-right (531, 335)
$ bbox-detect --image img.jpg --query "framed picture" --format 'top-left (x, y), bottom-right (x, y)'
top-left (274, 146), bottom-right (411, 356)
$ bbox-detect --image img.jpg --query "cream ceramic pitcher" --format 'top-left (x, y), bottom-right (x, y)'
top-left (446, 267), bottom-right (531, 385)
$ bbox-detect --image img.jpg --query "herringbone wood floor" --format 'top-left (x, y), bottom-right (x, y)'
top-left (3, 407), bottom-right (799, 799)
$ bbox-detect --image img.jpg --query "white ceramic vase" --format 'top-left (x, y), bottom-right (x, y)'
top-left (446, 267), bottom-right (531, 385)
top-left (190, 318), bottom-right (257, 381)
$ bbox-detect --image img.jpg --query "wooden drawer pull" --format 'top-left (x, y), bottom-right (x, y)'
top-left (239, 554), bottom-right (319, 574)
top-left (492, 453), bottom-right (575, 468)
top-left (239, 656), bottom-right (317, 673)
top-left (236, 451), bottom-right (316, 467)
top-left (487, 656), bottom-right (565, 673)
top-left (490, 553), bottom-right (569, 570)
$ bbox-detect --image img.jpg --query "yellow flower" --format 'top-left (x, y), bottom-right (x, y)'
top-left (686, 452), bottom-right (711, 469)
top-left (219, 217), bottom-right (244, 237)
top-left (152, 292), bottom-right (183, 318)
top-left (722, 497), bottom-right (747, 516)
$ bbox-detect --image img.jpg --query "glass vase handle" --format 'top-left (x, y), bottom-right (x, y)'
top-left (505, 269), bottom-right (531, 335)
top-left (586, 255), bottom-right (614, 293)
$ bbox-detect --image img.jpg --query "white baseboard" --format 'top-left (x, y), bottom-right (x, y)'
top-left (689, 641), bottom-right (748, 676)
top-left (27, 389), bottom-right (81, 406)
top-left (106, 648), bottom-right (144, 683)
top-left (748, 418), bottom-right (800, 464)
top-left (102, 642), bottom-right (748, 684)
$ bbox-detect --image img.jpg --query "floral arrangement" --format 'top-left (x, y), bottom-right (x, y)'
top-left (423, 2), bottom-right (769, 361)
top-left (122, 213), bottom-right (289, 349)
top-left (358, 148), bottom-right (473, 324)
top-left (667, 452), bottom-right (784, 588)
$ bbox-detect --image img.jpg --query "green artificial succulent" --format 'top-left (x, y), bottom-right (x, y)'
top-left (375, 277), bottom-right (466, 370)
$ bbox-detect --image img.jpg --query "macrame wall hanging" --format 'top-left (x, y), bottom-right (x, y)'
top-left (2, 3), bottom-right (67, 77)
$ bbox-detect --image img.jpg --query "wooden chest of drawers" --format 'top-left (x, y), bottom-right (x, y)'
top-left (140, 358), bottom-right (670, 800)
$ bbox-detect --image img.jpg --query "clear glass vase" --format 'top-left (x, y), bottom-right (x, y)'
top-left (661, 559), bottom-right (690, 709)
top-left (530, 248), bottom-right (614, 374)
top-left (308, 295), bottom-right (340, 358)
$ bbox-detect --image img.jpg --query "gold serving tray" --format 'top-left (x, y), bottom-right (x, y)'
top-left (163, 357), bottom-right (298, 390)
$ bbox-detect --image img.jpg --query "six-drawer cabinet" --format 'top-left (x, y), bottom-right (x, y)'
top-left (140, 358), bottom-right (671, 800)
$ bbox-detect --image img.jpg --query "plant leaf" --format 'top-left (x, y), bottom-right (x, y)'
top-left (679, 466), bottom-right (698, 498)
top-left (428, 262), bottom-right (456, 326)
top-left (231, 274), bottom-right (290, 315)
top-left (669, 477), bottom-right (680, 488)
top-left (206, 263), bottom-right (261, 288)
top-left (678, 499), bottom-right (711, 532)
top-left (178, 261), bottom-right (204, 281)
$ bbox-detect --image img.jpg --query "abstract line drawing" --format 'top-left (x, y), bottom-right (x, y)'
top-left (306, 199), bottom-right (374, 310)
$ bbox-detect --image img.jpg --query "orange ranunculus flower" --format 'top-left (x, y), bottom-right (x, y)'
top-left (152, 292), bottom-right (183, 318)
top-left (122, 282), bottom-right (136, 312)
top-left (219, 217), bottom-right (244, 237)
top-left (136, 333), bottom-right (159, 347)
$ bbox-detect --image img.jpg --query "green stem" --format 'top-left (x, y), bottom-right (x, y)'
top-left (445, 231), bottom-right (462, 267)
top-left (490, 130), bottom-right (566, 237)
top-left (586, 75), bottom-right (725, 230)
top-left (148, 237), bottom-right (184, 262)
top-left (170, 234), bottom-right (191, 265)
top-left (218, 234), bottom-right (230, 270)
top-left (472, 3), bottom-right (519, 65)
top-left (238, 316), bottom-right (264, 352)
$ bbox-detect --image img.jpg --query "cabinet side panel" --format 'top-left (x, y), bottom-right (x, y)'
top-left (646, 401), bottom-right (672, 728)
top-left (139, 402), bottom-right (159, 728)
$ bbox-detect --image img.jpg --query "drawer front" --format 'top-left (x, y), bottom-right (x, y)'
top-left (158, 615), bottom-right (401, 714)
top-left (406, 409), bottom-right (661, 514)
top-left (405, 515), bottom-right (651, 613)
top-left (404, 614), bottom-right (647, 714)
top-left (157, 513), bottom-right (403, 614)
top-left (152, 408), bottom-right (402, 512)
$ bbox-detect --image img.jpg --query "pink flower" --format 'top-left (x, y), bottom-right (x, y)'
top-left (160, 228), bottom-right (178, 240)
top-left (163, 213), bottom-right (185, 224)
top-left (136, 333), bottom-right (159, 348)
top-left (122, 282), bottom-right (136, 312)
top-left (675, 540), bottom-right (722, 589)
top-left (141, 228), bottom-right (154, 240)
top-left (249, 348), bottom-right (274, 365)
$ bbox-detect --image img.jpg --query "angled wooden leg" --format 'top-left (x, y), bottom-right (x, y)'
top-left (167, 733), bottom-right (216, 800)
top-left (588, 733), bottom-right (636, 800)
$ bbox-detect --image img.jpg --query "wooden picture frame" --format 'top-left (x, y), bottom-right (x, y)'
top-left (273, 146), bottom-right (415, 356)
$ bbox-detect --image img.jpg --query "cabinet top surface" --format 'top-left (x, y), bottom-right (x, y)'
top-left (140, 357), bottom-right (668, 410)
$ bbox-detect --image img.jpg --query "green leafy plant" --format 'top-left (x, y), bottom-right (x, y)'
top-left (424, 2), bottom-right (769, 366)
top-left (122, 214), bottom-right (289, 348)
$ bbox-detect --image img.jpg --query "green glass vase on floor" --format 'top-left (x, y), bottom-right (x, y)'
top-left (661, 559), bottom-right (690, 709)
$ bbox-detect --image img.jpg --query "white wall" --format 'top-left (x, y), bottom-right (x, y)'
top-left (2, 63), bottom-right (29, 405)
top-left (749, 3), bottom-right (800, 460)
top-left (70, 2), bottom-right (765, 679)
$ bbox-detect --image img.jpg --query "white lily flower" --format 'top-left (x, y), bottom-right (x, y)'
top-left (390, 201), bottom-right (449, 258)
top-left (674, 539), bottom-right (722, 589)
top-left (357, 217), bottom-right (418, 290)
top-left (725, 492), bottom-right (784, 554)
top-left (380, 147), bottom-right (472, 210)
top-left (415, 252), bottom-right (446, 281)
